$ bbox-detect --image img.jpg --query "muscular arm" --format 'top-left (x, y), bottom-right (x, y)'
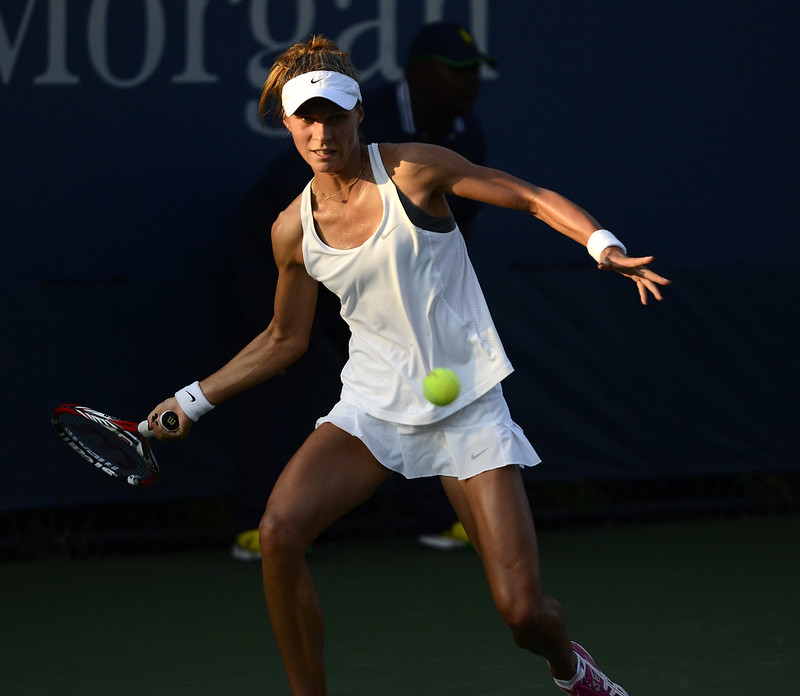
top-left (382, 142), bottom-right (669, 303)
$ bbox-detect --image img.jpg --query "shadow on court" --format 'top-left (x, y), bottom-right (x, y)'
top-left (4, 514), bottom-right (797, 695)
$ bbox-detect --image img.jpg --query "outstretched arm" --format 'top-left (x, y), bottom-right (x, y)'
top-left (387, 143), bottom-right (670, 304)
top-left (493, 174), bottom-right (672, 304)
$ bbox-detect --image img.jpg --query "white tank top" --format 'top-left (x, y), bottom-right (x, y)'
top-left (301, 143), bottom-right (513, 425)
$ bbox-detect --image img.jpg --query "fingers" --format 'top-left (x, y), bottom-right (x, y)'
top-left (606, 255), bottom-right (671, 284)
top-left (147, 412), bottom-right (172, 441)
top-left (636, 268), bottom-right (671, 294)
top-left (635, 276), bottom-right (665, 305)
top-left (644, 277), bottom-right (665, 301)
top-left (146, 403), bottom-right (191, 440)
top-left (599, 250), bottom-right (671, 304)
top-left (598, 253), bottom-right (655, 271)
top-left (636, 278), bottom-right (648, 305)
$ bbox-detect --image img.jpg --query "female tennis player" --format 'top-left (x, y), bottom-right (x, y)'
top-left (146, 35), bottom-right (668, 695)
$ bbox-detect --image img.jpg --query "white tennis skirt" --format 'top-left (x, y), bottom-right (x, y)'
top-left (316, 384), bottom-right (541, 480)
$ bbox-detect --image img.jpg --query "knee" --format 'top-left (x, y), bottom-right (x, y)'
top-left (258, 509), bottom-right (306, 563)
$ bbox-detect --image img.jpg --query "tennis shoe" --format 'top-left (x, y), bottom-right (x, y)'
top-left (230, 529), bottom-right (261, 562)
top-left (554, 642), bottom-right (629, 696)
top-left (417, 521), bottom-right (471, 550)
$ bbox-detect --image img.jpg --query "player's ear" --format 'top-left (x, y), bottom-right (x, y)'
top-left (356, 104), bottom-right (364, 126)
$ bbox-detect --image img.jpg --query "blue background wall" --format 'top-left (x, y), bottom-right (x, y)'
top-left (2, 0), bottom-right (798, 511)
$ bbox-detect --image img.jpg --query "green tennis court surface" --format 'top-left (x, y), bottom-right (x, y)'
top-left (5, 514), bottom-right (797, 695)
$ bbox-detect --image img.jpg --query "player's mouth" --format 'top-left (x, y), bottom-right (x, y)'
top-left (312, 148), bottom-right (336, 160)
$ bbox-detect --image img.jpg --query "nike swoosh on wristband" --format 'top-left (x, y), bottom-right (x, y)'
top-left (471, 448), bottom-right (489, 460)
top-left (185, 391), bottom-right (197, 403)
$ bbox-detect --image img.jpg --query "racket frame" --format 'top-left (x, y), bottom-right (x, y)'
top-left (52, 404), bottom-right (160, 486)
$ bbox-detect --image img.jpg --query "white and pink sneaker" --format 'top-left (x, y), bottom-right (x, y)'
top-left (554, 642), bottom-right (630, 696)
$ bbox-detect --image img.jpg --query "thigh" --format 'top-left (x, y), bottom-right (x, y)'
top-left (264, 422), bottom-right (392, 545)
top-left (445, 466), bottom-right (543, 594)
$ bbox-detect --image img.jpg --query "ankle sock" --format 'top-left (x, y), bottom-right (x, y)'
top-left (554, 653), bottom-right (585, 690)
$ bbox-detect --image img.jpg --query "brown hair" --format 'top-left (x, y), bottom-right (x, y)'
top-left (259, 35), bottom-right (361, 127)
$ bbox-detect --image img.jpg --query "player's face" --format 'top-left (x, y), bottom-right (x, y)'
top-left (284, 98), bottom-right (364, 174)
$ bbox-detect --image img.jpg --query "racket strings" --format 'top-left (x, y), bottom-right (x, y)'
top-left (58, 413), bottom-right (152, 476)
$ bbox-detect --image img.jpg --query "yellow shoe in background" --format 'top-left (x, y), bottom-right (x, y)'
top-left (230, 529), bottom-right (313, 561)
top-left (417, 521), bottom-right (471, 550)
top-left (230, 529), bottom-right (261, 562)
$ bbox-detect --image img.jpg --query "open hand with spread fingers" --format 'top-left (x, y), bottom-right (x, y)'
top-left (598, 248), bottom-right (671, 305)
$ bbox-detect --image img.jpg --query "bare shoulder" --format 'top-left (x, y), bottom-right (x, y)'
top-left (271, 195), bottom-right (305, 269)
top-left (378, 142), bottom-right (468, 174)
top-left (377, 142), bottom-right (481, 199)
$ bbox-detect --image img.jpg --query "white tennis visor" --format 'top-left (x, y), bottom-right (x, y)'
top-left (282, 70), bottom-right (362, 117)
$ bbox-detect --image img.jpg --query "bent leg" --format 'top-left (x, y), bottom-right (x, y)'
top-left (442, 467), bottom-right (577, 679)
top-left (259, 423), bottom-right (391, 695)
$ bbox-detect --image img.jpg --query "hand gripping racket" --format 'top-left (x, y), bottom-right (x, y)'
top-left (51, 404), bottom-right (179, 486)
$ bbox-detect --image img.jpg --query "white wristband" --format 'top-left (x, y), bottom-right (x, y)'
top-left (174, 381), bottom-right (215, 422)
top-left (587, 229), bottom-right (627, 262)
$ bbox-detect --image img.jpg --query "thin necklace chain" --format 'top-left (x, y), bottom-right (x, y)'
top-left (313, 150), bottom-right (365, 201)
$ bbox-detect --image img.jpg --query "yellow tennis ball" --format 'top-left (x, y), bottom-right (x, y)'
top-left (423, 368), bottom-right (461, 406)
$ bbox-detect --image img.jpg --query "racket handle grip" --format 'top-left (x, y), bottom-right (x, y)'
top-left (138, 410), bottom-right (180, 438)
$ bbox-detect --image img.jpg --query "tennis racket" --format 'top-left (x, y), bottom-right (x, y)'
top-left (51, 404), bottom-right (179, 486)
